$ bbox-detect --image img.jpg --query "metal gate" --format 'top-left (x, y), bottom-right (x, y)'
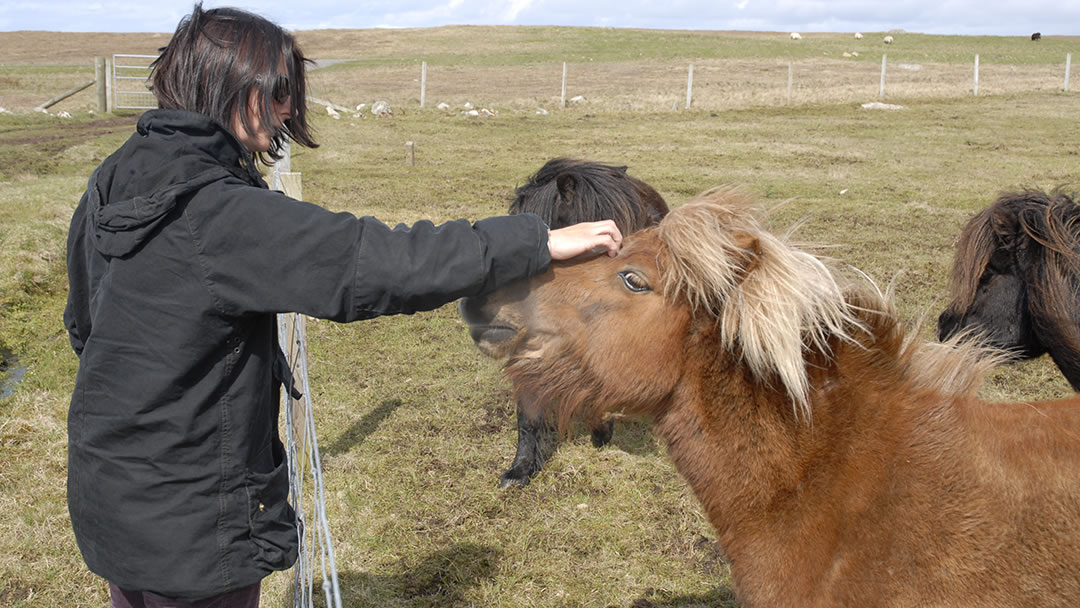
top-left (112, 54), bottom-right (157, 110)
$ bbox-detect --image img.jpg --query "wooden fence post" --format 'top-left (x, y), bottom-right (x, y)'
top-left (561, 62), bottom-right (568, 108)
top-left (1066, 53), bottom-right (1072, 92)
top-left (35, 79), bottom-right (95, 112)
top-left (275, 171), bottom-right (307, 463)
top-left (420, 61), bottom-right (427, 108)
top-left (879, 54), bottom-right (887, 98)
top-left (787, 63), bottom-right (793, 103)
top-left (280, 172), bottom-right (301, 201)
top-left (95, 56), bottom-right (107, 113)
top-left (106, 56), bottom-right (114, 112)
top-left (973, 54), bottom-right (980, 96)
top-left (685, 63), bottom-right (694, 109)
top-left (279, 312), bottom-right (308, 467)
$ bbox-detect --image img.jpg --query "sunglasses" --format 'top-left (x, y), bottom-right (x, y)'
top-left (271, 74), bottom-right (291, 103)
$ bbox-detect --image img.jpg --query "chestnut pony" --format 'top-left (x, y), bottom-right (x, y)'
top-left (937, 187), bottom-right (1080, 390)
top-left (461, 189), bottom-right (1080, 607)
top-left (489, 158), bottom-right (668, 488)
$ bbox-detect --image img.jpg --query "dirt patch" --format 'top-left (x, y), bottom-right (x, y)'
top-left (0, 115), bottom-right (137, 179)
top-left (0, 583), bottom-right (32, 605)
top-left (3, 115), bottom-right (135, 145)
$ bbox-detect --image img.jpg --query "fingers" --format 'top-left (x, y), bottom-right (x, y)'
top-left (547, 220), bottom-right (624, 261)
top-left (601, 220), bottom-right (623, 256)
top-left (595, 221), bottom-right (622, 257)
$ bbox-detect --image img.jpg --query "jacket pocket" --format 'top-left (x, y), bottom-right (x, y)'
top-left (244, 443), bottom-right (299, 570)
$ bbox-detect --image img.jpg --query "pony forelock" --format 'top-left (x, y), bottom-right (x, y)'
top-left (656, 188), bottom-right (868, 420)
top-left (946, 206), bottom-right (996, 314)
top-left (947, 187), bottom-right (1080, 317)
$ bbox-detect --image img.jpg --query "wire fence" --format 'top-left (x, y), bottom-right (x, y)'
top-left (274, 149), bottom-right (344, 608)
top-left (278, 312), bottom-right (343, 608)
top-left (305, 54), bottom-right (1074, 114)
top-left (23, 51), bottom-right (1070, 117)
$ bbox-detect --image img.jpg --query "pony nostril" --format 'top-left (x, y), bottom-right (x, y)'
top-left (458, 296), bottom-right (488, 325)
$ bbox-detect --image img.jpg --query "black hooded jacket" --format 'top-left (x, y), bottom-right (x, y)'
top-left (64, 109), bottom-right (550, 601)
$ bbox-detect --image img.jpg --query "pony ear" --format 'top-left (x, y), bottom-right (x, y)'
top-left (990, 208), bottom-right (1020, 243)
top-left (556, 174), bottom-right (577, 201)
top-left (733, 233), bottom-right (763, 280)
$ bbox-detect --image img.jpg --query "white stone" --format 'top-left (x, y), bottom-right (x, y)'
top-left (860, 101), bottom-right (904, 110)
top-left (372, 100), bottom-right (392, 117)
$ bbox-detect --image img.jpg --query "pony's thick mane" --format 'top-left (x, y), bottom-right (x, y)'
top-left (945, 187), bottom-right (1080, 314)
top-left (853, 289), bottom-right (1009, 400)
top-left (508, 158), bottom-right (666, 232)
top-left (656, 189), bottom-right (868, 418)
top-left (656, 189), bottom-right (1002, 419)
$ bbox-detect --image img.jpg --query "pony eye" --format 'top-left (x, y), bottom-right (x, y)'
top-left (618, 270), bottom-right (651, 293)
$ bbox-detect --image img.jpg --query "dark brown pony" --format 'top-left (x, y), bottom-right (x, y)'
top-left (937, 187), bottom-right (1080, 390)
top-left (493, 158), bottom-right (668, 488)
top-left (461, 189), bottom-right (1080, 607)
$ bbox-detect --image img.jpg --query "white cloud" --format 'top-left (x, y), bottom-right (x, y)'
top-left (0, 0), bottom-right (1077, 35)
top-left (503, 0), bottom-right (535, 23)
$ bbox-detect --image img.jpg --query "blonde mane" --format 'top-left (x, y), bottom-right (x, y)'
top-left (656, 189), bottom-right (867, 419)
top-left (656, 189), bottom-right (1011, 417)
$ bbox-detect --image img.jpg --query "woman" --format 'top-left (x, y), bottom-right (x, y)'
top-left (64, 4), bottom-right (621, 607)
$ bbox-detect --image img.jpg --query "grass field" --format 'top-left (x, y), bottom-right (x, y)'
top-left (0, 26), bottom-right (1079, 608)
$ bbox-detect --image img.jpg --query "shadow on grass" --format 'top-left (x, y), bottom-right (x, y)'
top-left (628, 586), bottom-right (740, 608)
top-left (320, 398), bottom-right (403, 459)
top-left (276, 541), bottom-right (739, 608)
top-left (280, 543), bottom-right (500, 607)
top-left (605, 418), bottom-right (663, 457)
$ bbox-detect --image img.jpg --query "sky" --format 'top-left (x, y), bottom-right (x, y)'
top-left (1, 0), bottom-right (1078, 37)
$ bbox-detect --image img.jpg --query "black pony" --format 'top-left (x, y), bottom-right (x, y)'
top-left (938, 187), bottom-right (1080, 389)
top-left (482, 158), bottom-right (668, 487)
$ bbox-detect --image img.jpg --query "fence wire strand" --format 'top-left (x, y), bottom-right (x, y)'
top-left (278, 313), bottom-right (343, 608)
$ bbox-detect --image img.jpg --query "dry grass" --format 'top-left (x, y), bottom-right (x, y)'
top-left (1, 25), bottom-right (1078, 608)
top-left (1, 27), bottom-right (1076, 113)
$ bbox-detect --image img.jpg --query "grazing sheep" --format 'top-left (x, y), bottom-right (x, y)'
top-left (790, 32), bottom-right (802, 40)
top-left (884, 35), bottom-right (894, 44)
top-left (854, 32), bottom-right (863, 40)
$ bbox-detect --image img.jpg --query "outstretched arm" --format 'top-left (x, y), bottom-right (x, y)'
top-left (547, 220), bottom-right (623, 260)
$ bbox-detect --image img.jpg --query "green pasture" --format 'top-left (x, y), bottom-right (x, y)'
top-left (1, 26), bottom-right (1078, 607)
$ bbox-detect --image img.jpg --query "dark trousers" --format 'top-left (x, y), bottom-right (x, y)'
top-left (109, 582), bottom-right (260, 608)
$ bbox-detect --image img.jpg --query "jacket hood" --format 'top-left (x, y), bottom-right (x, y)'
top-left (88, 110), bottom-right (260, 257)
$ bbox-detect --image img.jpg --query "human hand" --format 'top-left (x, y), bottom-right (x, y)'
top-left (547, 220), bottom-right (623, 260)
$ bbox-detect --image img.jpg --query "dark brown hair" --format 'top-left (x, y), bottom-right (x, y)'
top-left (150, 2), bottom-right (318, 165)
